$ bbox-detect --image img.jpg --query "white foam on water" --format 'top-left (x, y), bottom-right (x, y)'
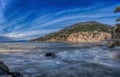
top-left (24, 68), bottom-right (38, 73)
top-left (0, 43), bottom-right (120, 77)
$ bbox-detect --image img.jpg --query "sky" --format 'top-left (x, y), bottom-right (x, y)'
top-left (0, 0), bottom-right (120, 40)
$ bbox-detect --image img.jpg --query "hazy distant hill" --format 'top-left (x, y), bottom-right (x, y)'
top-left (31, 21), bottom-right (113, 42)
top-left (0, 36), bottom-right (15, 42)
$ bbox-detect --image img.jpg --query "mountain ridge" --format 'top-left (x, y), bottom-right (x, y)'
top-left (31, 21), bottom-right (113, 42)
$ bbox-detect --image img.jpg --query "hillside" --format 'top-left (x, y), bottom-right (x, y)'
top-left (31, 21), bottom-right (113, 42)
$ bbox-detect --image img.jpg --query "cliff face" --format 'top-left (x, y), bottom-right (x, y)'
top-left (67, 31), bottom-right (111, 42)
top-left (39, 32), bottom-right (111, 42)
top-left (31, 21), bottom-right (113, 42)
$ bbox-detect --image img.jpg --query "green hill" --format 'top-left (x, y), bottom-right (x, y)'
top-left (31, 21), bottom-right (113, 42)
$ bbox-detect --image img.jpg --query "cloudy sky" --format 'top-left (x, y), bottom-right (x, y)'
top-left (0, 0), bottom-right (120, 40)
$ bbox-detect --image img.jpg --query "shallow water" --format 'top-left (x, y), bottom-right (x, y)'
top-left (0, 42), bottom-right (120, 77)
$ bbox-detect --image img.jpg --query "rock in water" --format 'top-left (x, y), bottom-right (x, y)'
top-left (0, 61), bottom-right (23, 77)
top-left (45, 52), bottom-right (56, 58)
top-left (108, 41), bottom-right (115, 48)
top-left (0, 61), bottom-right (10, 76)
top-left (9, 72), bottom-right (23, 77)
top-left (116, 54), bottom-right (120, 59)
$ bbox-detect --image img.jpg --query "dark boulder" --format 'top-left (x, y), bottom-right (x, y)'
top-left (0, 61), bottom-right (23, 77)
top-left (45, 52), bottom-right (56, 58)
top-left (9, 72), bottom-right (23, 77)
top-left (114, 53), bottom-right (120, 61)
top-left (117, 54), bottom-right (120, 59)
top-left (0, 61), bottom-right (10, 76)
top-left (108, 41), bottom-right (115, 48)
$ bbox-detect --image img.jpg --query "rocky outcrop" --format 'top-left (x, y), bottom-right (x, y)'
top-left (45, 52), bottom-right (56, 58)
top-left (67, 31), bottom-right (111, 42)
top-left (31, 21), bottom-right (113, 42)
top-left (108, 41), bottom-right (115, 48)
top-left (0, 61), bottom-right (23, 77)
top-left (108, 25), bottom-right (120, 47)
top-left (43, 31), bottom-right (111, 42)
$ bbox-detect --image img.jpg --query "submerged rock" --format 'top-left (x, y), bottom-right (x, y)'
top-left (45, 52), bottom-right (56, 58)
top-left (0, 61), bottom-right (23, 77)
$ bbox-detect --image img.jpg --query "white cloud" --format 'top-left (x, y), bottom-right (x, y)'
top-left (5, 29), bottom-right (60, 39)
top-left (0, 2), bottom-right (118, 39)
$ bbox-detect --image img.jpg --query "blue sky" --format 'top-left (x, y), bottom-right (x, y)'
top-left (0, 0), bottom-right (120, 40)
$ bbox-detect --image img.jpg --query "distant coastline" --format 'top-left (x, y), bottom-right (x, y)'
top-left (0, 40), bottom-right (28, 43)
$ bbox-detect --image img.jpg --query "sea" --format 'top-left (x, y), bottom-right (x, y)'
top-left (0, 42), bottom-right (120, 77)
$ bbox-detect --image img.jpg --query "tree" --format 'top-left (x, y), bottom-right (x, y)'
top-left (108, 6), bottom-right (120, 48)
top-left (116, 17), bottom-right (120, 22)
top-left (115, 6), bottom-right (120, 26)
top-left (114, 6), bottom-right (120, 13)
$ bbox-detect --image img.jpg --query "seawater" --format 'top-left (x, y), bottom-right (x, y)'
top-left (0, 42), bottom-right (120, 77)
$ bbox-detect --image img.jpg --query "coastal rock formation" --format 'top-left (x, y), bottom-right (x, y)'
top-left (114, 52), bottom-right (120, 60)
top-left (116, 54), bottom-right (120, 59)
top-left (0, 61), bottom-right (23, 77)
top-left (38, 31), bottom-right (111, 42)
top-left (45, 52), bottom-right (56, 58)
top-left (0, 61), bottom-right (9, 76)
top-left (31, 21), bottom-right (113, 42)
top-left (108, 25), bottom-right (120, 47)
top-left (108, 41), bottom-right (115, 48)
top-left (67, 31), bottom-right (111, 42)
